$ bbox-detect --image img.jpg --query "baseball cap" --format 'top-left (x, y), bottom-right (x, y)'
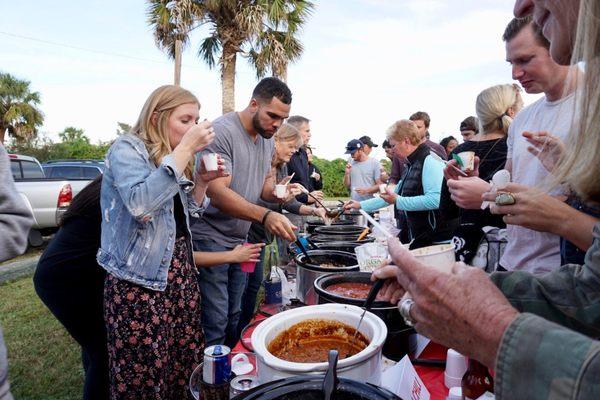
top-left (345, 139), bottom-right (363, 154)
top-left (459, 116), bottom-right (479, 133)
top-left (359, 135), bottom-right (378, 148)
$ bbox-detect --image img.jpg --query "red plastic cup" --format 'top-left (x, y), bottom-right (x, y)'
top-left (240, 243), bottom-right (258, 273)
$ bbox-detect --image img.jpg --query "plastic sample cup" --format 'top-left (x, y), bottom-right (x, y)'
top-left (202, 153), bottom-right (218, 171)
top-left (457, 151), bottom-right (475, 171)
top-left (240, 243), bottom-right (257, 273)
top-left (444, 349), bottom-right (468, 389)
top-left (379, 184), bottom-right (387, 194)
top-left (275, 184), bottom-right (287, 199)
top-left (410, 243), bottom-right (455, 273)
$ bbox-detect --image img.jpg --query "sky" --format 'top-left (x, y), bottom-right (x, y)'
top-left (1, 0), bottom-right (541, 161)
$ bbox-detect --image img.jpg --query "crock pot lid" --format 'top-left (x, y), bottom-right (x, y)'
top-left (237, 376), bottom-right (401, 400)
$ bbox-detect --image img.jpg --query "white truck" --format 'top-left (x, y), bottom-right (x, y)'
top-left (9, 154), bottom-right (93, 245)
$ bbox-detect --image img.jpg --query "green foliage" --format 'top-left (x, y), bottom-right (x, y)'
top-left (0, 72), bottom-right (44, 143)
top-left (0, 276), bottom-right (83, 399)
top-left (7, 127), bottom-right (111, 163)
top-left (116, 122), bottom-right (132, 136)
top-left (312, 156), bottom-right (350, 198)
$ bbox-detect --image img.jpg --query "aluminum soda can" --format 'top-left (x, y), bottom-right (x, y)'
top-left (230, 375), bottom-right (259, 397)
top-left (203, 345), bottom-right (231, 385)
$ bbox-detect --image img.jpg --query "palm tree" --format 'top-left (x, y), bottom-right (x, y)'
top-left (247, 1), bottom-right (313, 82)
top-left (0, 72), bottom-right (44, 144)
top-left (148, 0), bottom-right (314, 114)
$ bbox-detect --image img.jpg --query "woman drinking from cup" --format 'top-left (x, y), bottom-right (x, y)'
top-left (97, 85), bottom-right (222, 399)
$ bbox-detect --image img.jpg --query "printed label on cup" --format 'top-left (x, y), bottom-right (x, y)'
top-left (457, 151), bottom-right (475, 171)
top-left (203, 153), bottom-right (218, 171)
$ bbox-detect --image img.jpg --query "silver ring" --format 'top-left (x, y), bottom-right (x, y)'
top-left (398, 298), bottom-right (415, 326)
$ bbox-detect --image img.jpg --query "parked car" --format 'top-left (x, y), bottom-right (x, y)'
top-left (42, 159), bottom-right (105, 179)
top-left (10, 154), bottom-right (94, 245)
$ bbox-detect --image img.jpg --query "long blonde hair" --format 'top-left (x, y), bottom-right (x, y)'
top-left (552, 0), bottom-right (600, 202)
top-left (273, 123), bottom-right (302, 167)
top-left (475, 84), bottom-right (523, 135)
top-left (131, 85), bottom-right (199, 179)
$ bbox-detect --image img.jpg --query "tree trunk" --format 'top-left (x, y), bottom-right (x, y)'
top-left (221, 45), bottom-right (237, 114)
top-left (174, 39), bottom-right (182, 86)
top-left (0, 124), bottom-right (6, 144)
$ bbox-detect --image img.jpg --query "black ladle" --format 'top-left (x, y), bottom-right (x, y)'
top-left (349, 279), bottom-right (385, 353)
top-left (305, 191), bottom-right (339, 217)
top-left (323, 350), bottom-right (339, 400)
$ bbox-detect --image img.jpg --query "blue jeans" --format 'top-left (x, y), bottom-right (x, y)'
top-left (236, 247), bottom-right (266, 338)
top-left (193, 238), bottom-right (247, 348)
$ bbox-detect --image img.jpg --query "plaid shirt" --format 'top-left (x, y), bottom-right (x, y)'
top-left (490, 223), bottom-right (600, 399)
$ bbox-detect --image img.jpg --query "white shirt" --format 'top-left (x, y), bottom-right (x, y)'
top-left (502, 92), bottom-right (577, 274)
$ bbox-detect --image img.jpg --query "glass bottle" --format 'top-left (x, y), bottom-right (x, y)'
top-left (461, 358), bottom-right (494, 400)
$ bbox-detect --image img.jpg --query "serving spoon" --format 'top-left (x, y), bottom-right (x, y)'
top-left (348, 279), bottom-right (385, 355)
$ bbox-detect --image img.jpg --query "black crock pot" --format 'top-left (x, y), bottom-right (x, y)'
top-left (309, 234), bottom-right (375, 244)
top-left (313, 224), bottom-right (366, 236)
top-left (305, 219), bottom-right (354, 234)
top-left (232, 375), bottom-right (402, 400)
top-left (314, 241), bottom-right (362, 254)
top-left (314, 272), bottom-right (415, 361)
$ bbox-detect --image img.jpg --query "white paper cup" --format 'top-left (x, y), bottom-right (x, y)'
top-left (202, 153), bottom-right (218, 171)
top-left (379, 184), bottom-right (387, 194)
top-left (275, 184), bottom-right (287, 199)
top-left (457, 151), bottom-right (475, 171)
top-left (444, 349), bottom-right (467, 389)
top-left (410, 243), bottom-right (455, 273)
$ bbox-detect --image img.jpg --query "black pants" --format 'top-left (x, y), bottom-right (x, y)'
top-left (33, 234), bottom-right (108, 400)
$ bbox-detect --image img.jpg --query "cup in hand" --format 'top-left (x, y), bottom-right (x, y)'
top-left (379, 184), bottom-right (387, 194)
top-left (275, 184), bottom-right (287, 199)
top-left (457, 151), bottom-right (475, 171)
top-left (240, 243), bottom-right (258, 273)
top-left (410, 243), bottom-right (455, 273)
top-left (202, 153), bottom-right (219, 172)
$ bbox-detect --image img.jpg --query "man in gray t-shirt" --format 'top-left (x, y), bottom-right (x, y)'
top-left (343, 139), bottom-right (382, 201)
top-left (191, 77), bottom-right (294, 347)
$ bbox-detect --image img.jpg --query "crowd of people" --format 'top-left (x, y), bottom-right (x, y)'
top-left (0, 0), bottom-right (598, 399)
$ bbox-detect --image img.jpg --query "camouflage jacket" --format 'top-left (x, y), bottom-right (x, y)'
top-left (491, 223), bottom-right (600, 399)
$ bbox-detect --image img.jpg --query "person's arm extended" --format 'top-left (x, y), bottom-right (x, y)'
top-left (260, 168), bottom-right (279, 203)
top-left (395, 156), bottom-right (442, 211)
top-left (495, 313), bottom-right (600, 400)
top-left (207, 175), bottom-right (268, 223)
top-left (194, 243), bottom-right (264, 267)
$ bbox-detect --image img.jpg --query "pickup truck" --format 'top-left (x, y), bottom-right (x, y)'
top-left (9, 154), bottom-right (93, 245)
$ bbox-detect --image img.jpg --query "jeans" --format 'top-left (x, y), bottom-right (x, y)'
top-left (236, 247), bottom-right (266, 339)
top-left (0, 326), bottom-right (13, 400)
top-left (194, 238), bottom-right (248, 348)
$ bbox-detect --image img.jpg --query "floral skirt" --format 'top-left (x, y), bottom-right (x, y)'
top-left (104, 237), bottom-right (204, 400)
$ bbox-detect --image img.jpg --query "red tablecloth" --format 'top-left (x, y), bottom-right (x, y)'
top-left (233, 304), bottom-right (449, 400)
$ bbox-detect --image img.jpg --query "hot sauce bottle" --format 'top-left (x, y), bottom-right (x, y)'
top-left (461, 358), bottom-right (494, 400)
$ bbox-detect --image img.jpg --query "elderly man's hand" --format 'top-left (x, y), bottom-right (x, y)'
top-left (483, 183), bottom-right (567, 233)
top-left (372, 238), bottom-right (519, 368)
top-left (447, 176), bottom-right (491, 209)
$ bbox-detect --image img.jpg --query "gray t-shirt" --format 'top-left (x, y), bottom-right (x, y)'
top-left (503, 93), bottom-right (577, 273)
top-left (349, 157), bottom-right (381, 201)
top-left (191, 112), bottom-right (274, 248)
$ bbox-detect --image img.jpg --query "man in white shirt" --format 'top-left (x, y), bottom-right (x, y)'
top-left (343, 139), bottom-right (382, 201)
top-left (446, 16), bottom-right (576, 274)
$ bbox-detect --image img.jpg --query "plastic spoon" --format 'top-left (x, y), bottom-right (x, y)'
top-left (429, 151), bottom-right (468, 177)
top-left (359, 210), bottom-right (394, 239)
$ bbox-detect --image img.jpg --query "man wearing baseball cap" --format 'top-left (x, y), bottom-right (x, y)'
top-left (459, 116), bottom-right (479, 142)
top-left (358, 135), bottom-right (378, 156)
top-left (343, 139), bottom-right (382, 201)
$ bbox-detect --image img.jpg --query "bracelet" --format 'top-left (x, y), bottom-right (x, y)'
top-left (261, 210), bottom-right (273, 225)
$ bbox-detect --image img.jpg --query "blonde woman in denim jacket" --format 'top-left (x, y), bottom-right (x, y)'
top-left (97, 85), bottom-right (223, 399)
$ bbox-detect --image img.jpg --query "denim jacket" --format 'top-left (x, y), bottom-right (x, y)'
top-left (97, 134), bottom-right (208, 291)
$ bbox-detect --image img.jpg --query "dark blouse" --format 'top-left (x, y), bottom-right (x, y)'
top-left (440, 137), bottom-right (508, 262)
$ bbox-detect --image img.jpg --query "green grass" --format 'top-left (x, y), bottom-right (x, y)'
top-left (0, 275), bottom-right (83, 400)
